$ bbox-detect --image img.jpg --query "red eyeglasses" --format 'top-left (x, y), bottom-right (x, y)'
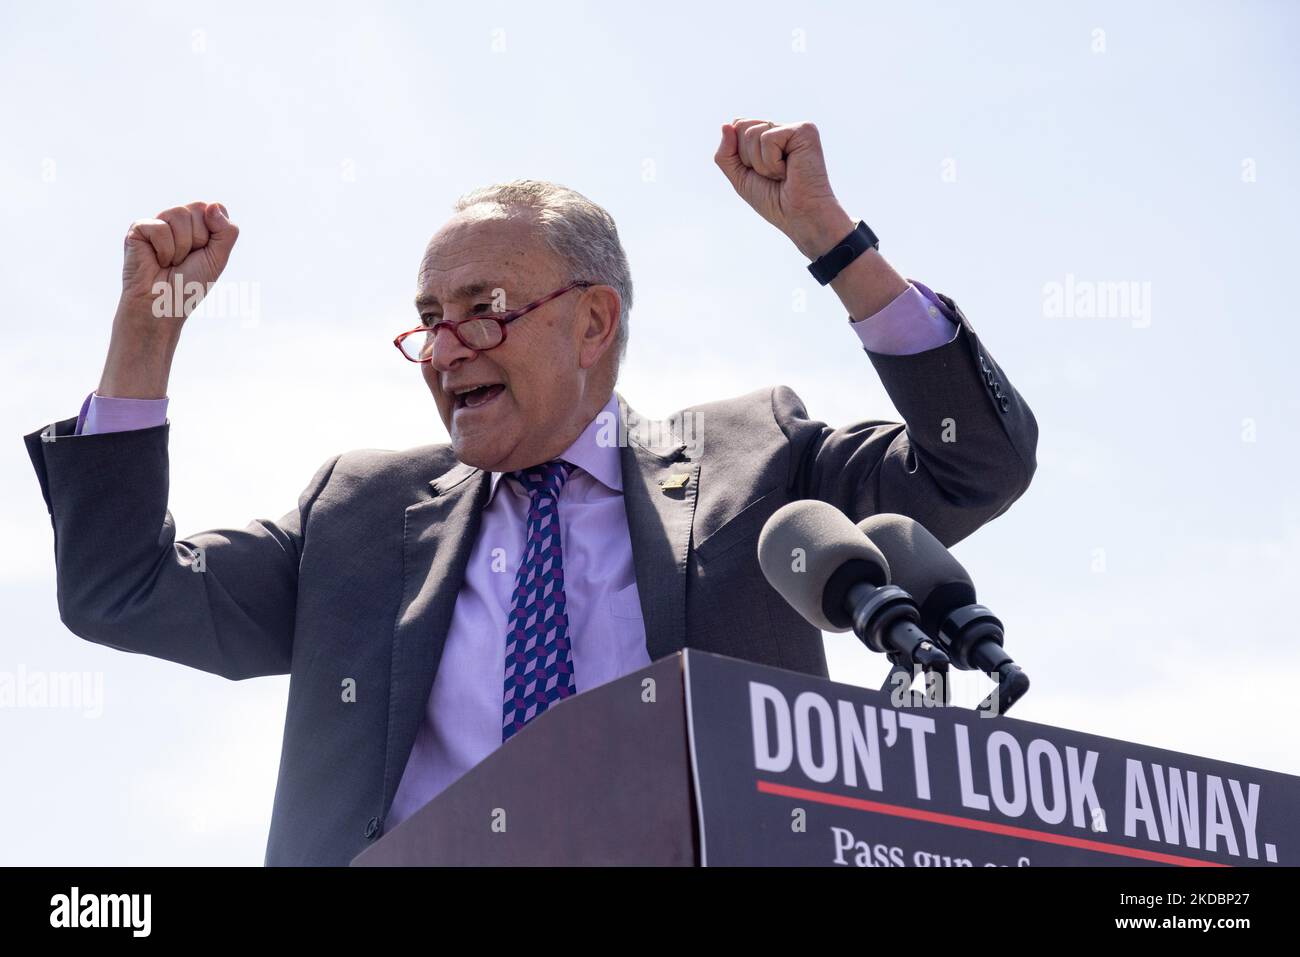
top-left (394, 280), bottom-right (596, 362)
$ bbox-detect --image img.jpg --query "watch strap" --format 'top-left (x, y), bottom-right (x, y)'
top-left (807, 220), bottom-right (879, 286)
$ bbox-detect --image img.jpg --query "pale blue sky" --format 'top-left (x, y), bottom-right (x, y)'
top-left (2, 1), bottom-right (1297, 864)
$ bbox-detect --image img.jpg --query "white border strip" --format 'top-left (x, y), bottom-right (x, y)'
top-left (681, 649), bottom-right (709, 867)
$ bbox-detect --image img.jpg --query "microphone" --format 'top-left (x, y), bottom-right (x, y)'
top-left (757, 501), bottom-right (949, 701)
top-left (855, 513), bottom-right (1030, 715)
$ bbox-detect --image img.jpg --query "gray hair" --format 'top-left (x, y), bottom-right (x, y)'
top-left (452, 179), bottom-right (633, 366)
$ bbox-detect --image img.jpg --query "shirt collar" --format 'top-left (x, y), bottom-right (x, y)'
top-left (484, 392), bottom-right (623, 505)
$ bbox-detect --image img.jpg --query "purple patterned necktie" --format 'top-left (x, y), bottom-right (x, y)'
top-left (502, 459), bottom-right (578, 741)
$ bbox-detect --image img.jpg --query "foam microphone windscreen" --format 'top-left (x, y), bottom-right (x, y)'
top-left (757, 500), bottom-right (890, 632)
top-left (855, 513), bottom-right (976, 637)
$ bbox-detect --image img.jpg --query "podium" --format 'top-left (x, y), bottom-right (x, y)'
top-left (352, 650), bottom-right (1299, 867)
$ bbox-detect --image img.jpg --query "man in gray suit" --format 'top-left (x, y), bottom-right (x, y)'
top-left (24, 118), bottom-right (1037, 865)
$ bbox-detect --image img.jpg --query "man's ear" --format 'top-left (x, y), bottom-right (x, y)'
top-left (576, 284), bottom-right (622, 370)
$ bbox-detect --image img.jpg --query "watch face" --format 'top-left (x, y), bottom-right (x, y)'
top-left (856, 221), bottom-right (880, 248)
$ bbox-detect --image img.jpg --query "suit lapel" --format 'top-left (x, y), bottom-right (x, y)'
top-left (382, 461), bottom-right (489, 815)
top-left (616, 392), bottom-right (701, 663)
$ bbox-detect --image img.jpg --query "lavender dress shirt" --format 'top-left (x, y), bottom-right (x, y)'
top-left (74, 281), bottom-right (957, 827)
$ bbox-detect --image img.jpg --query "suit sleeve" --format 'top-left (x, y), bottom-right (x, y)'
top-left (23, 414), bottom-right (339, 679)
top-left (776, 290), bottom-right (1039, 547)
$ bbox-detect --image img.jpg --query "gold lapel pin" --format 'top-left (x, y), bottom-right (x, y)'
top-left (658, 472), bottom-right (691, 491)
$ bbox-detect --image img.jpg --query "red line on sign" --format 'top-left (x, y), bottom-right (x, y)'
top-left (755, 780), bottom-right (1228, 867)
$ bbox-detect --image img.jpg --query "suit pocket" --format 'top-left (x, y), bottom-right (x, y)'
top-left (693, 487), bottom-right (785, 564)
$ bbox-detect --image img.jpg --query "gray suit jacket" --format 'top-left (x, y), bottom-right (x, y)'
top-left (24, 291), bottom-right (1037, 865)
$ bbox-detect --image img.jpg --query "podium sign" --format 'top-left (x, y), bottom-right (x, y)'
top-left (685, 650), bottom-right (1299, 867)
top-left (355, 649), bottom-right (1298, 866)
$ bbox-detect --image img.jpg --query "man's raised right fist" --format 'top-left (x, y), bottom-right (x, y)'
top-left (120, 200), bottom-right (239, 321)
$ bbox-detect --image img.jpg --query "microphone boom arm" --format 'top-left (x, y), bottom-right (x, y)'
top-left (847, 582), bottom-right (951, 707)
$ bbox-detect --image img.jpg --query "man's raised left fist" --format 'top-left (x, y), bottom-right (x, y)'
top-left (714, 118), bottom-right (855, 259)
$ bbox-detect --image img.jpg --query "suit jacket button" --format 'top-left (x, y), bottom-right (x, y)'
top-left (364, 817), bottom-right (383, 840)
top-left (999, 396), bottom-right (1011, 413)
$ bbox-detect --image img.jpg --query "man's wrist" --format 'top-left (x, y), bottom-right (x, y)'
top-left (97, 318), bottom-right (180, 400)
top-left (790, 206), bottom-right (856, 260)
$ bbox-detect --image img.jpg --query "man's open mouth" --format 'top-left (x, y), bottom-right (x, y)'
top-left (453, 383), bottom-right (506, 409)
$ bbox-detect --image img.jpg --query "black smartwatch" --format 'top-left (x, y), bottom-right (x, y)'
top-left (806, 220), bottom-right (879, 286)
